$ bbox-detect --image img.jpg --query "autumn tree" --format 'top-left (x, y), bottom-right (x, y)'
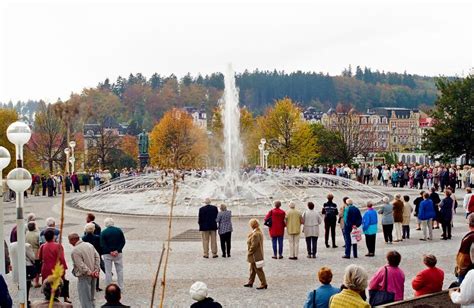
top-left (258, 98), bottom-right (317, 166)
top-left (150, 108), bottom-right (208, 169)
top-left (85, 118), bottom-right (122, 170)
top-left (0, 109), bottom-right (19, 173)
top-left (27, 101), bottom-right (67, 172)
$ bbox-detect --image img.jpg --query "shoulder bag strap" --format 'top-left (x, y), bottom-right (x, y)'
top-left (313, 289), bottom-right (317, 308)
top-left (383, 266), bottom-right (389, 291)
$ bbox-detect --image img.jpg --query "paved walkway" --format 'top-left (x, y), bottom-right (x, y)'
top-left (2, 186), bottom-right (468, 307)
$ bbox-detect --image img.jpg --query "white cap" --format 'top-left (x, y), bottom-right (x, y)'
top-left (189, 281), bottom-right (208, 301)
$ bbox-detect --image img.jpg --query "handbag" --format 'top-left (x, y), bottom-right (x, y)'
top-left (255, 260), bottom-right (264, 268)
top-left (26, 265), bottom-right (37, 280)
top-left (369, 266), bottom-right (395, 306)
top-left (264, 210), bottom-right (273, 228)
top-left (350, 227), bottom-right (362, 244)
top-left (61, 279), bottom-right (70, 298)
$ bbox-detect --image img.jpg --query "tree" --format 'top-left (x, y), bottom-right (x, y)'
top-left (311, 124), bottom-right (345, 163)
top-left (27, 101), bottom-right (67, 172)
top-left (149, 108), bottom-right (208, 169)
top-left (258, 98), bottom-right (317, 166)
top-left (0, 109), bottom-right (18, 173)
top-left (120, 135), bottom-right (139, 161)
top-left (423, 76), bottom-right (474, 163)
top-left (86, 120), bottom-right (122, 169)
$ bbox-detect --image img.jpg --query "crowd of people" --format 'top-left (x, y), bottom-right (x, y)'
top-left (2, 214), bottom-right (128, 308)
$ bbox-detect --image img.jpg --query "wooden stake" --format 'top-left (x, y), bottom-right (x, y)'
top-left (150, 244), bottom-right (166, 307)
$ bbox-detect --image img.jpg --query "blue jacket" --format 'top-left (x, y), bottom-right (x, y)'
top-left (362, 208), bottom-right (378, 235)
top-left (304, 284), bottom-right (340, 308)
top-left (418, 199), bottom-right (436, 221)
top-left (344, 205), bottom-right (362, 231)
top-left (0, 274), bottom-right (12, 308)
top-left (439, 197), bottom-right (453, 223)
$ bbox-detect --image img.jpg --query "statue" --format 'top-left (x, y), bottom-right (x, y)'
top-left (138, 130), bottom-right (149, 155)
top-left (138, 130), bottom-right (150, 169)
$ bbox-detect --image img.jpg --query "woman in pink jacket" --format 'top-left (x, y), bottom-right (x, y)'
top-left (369, 250), bottom-right (405, 302)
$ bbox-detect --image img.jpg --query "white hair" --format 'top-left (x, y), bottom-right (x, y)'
top-left (84, 223), bottom-right (96, 234)
top-left (394, 194), bottom-right (401, 200)
top-left (343, 264), bottom-right (368, 291)
top-left (45, 217), bottom-right (56, 227)
top-left (382, 196), bottom-right (389, 203)
top-left (204, 198), bottom-right (211, 205)
top-left (289, 201), bottom-right (296, 209)
top-left (27, 213), bottom-right (36, 222)
top-left (104, 217), bottom-right (114, 227)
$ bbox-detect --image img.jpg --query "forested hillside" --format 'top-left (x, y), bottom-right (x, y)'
top-left (1, 66), bottom-right (439, 131)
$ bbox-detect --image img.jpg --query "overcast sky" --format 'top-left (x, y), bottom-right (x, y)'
top-left (0, 0), bottom-right (472, 102)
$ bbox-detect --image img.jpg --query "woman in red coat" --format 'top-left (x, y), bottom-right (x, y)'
top-left (38, 229), bottom-right (68, 301)
top-left (264, 200), bottom-right (286, 259)
top-left (412, 254), bottom-right (444, 297)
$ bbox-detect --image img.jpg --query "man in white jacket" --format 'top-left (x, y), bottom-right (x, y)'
top-left (450, 269), bottom-right (474, 307)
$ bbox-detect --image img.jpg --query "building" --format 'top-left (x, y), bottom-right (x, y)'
top-left (368, 107), bottom-right (420, 152)
top-left (183, 106), bottom-right (207, 130)
top-left (301, 107), bottom-right (323, 123)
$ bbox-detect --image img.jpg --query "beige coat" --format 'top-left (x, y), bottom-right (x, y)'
top-left (71, 240), bottom-right (100, 277)
top-left (247, 228), bottom-right (264, 263)
top-left (402, 202), bottom-right (413, 225)
top-left (285, 209), bottom-right (302, 235)
top-left (302, 209), bottom-right (323, 237)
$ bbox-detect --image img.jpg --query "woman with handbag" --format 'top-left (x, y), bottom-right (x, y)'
top-left (368, 250), bottom-right (405, 305)
top-left (264, 200), bottom-right (286, 259)
top-left (244, 218), bottom-right (267, 290)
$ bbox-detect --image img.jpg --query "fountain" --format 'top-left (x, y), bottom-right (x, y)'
top-left (69, 65), bottom-right (387, 216)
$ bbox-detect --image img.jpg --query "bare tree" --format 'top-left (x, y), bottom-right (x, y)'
top-left (86, 120), bottom-right (121, 169)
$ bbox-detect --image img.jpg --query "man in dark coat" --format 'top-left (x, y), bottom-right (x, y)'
top-left (430, 187), bottom-right (441, 229)
top-left (198, 198), bottom-right (218, 258)
top-left (322, 194), bottom-right (339, 248)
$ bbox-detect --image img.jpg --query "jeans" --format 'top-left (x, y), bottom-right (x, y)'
top-left (305, 236), bottom-right (318, 256)
top-left (104, 253), bottom-right (124, 290)
top-left (365, 234), bottom-right (376, 254)
top-left (271, 236), bottom-right (283, 257)
top-left (382, 224), bottom-right (393, 243)
top-left (324, 220), bottom-right (337, 247)
top-left (77, 276), bottom-right (96, 308)
top-left (402, 225), bottom-right (410, 239)
top-left (219, 232), bottom-right (232, 256)
top-left (441, 221), bottom-right (452, 239)
top-left (343, 227), bottom-right (357, 258)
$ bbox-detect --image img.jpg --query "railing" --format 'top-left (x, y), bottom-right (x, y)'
top-left (377, 290), bottom-right (459, 308)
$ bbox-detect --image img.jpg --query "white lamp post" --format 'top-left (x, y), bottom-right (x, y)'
top-left (259, 138), bottom-right (266, 167)
top-left (0, 147), bottom-right (11, 276)
top-left (263, 150), bottom-right (269, 170)
top-left (69, 140), bottom-right (76, 173)
top-left (6, 121), bottom-right (31, 307)
top-left (64, 148), bottom-right (70, 174)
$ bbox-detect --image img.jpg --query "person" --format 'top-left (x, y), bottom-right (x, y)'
top-left (216, 203), bottom-right (233, 258)
top-left (302, 202), bottom-right (323, 258)
top-left (450, 268), bottom-right (474, 307)
top-left (392, 194), bottom-right (404, 242)
top-left (286, 201), bottom-right (302, 260)
top-left (10, 240), bottom-right (36, 304)
top-left (411, 254), bottom-right (444, 297)
top-left (322, 194), bottom-right (339, 248)
top-left (463, 187), bottom-right (474, 218)
top-left (38, 229), bottom-right (69, 302)
top-left (342, 199), bottom-right (362, 259)
top-left (198, 198), bottom-right (219, 259)
top-left (68, 232), bottom-right (100, 308)
top-left (418, 192), bottom-right (436, 241)
top-left (362, 201), bottom-right (377, 257)
top-left (402, 195), bottom-right (412, 239)
top-left (100, 217), bottom-right (126, 290)
top-left (31, 279), bottom-right (72, 308)
top-left (455, 213), bottom-right (474, 283)
top-left (338, 197), bottom-right (349, 247)
top-left (379, 197), bottom-right (394, 244)
top-left (83, 222), bottom-right (104, 292)
top-left (329, 264), bottom-right (369, 308)
top-left (439, 190), bottom-right (454, 240)
top-left (86, 213), bottom-right (102, 236)
top-left (189, 281), bottom-right (222, 308)
top-left (0, 274), bottom-right (13, 308)
top-left (303, 267), bottom-right (340, 308)
top-left (369, 251), bottom-right (405, 302)
top-left (71, 172), bottom-right (81, 192)
top-left (244, 218), bottom-right (267, 289)
top-left (101, 283), bottom-right (130, 307)
top-left (413, 191), bottom-right (424, 230)
top-left (39, 217), bottom-right (60, 244)
top-left (264, 200), bottom-right (286, 259)
top-left (429, 187), bottom-right (442, 229)
top-left (25, 221), bottom-right (41, 288)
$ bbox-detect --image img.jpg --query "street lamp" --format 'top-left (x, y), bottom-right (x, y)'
top-left (258, 144), bottom-right (264, 168)
top-left (0, 147), bottom-right (10, 276)
top-left (263, 150), bottom-right (269, 170)
top-left (69, 140), bottom-right (76, 173)
top-left (6, 121), bottom-right (31, 307)
top-left (64, 148), bottom-right (70, 173)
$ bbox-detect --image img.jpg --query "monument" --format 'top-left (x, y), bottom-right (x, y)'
top-left (138, 130), bottom-right (149, 169)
